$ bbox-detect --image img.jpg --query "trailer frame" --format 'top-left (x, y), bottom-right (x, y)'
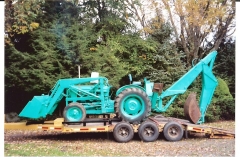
top-left (4, 114), bottom-right (235, 142)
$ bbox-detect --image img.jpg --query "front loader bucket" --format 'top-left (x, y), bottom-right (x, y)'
top-left (19, 95), bottom-right (50, 119)
top-left (184, 93), bottom-right (201, 124)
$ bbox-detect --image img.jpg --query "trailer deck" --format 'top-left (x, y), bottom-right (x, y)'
top-left (4, 115), bottom-right (235, 142)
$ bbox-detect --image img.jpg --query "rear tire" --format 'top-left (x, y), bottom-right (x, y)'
top-left (163, 121), bottom-right (183, 142)
top-left (113, 122), bottom-right (134, 143)
top-left (63, 102), bottom-right (86, 122)
top-left (114, 88), bottom-right (151, 124)
top-left (138, 121), bottom-right (159, 142)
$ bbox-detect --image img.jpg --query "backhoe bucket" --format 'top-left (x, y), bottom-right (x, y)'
top-left (19, 95), bottom-right (50, 119)
top-left (184, 93), bottom-right (201, 124)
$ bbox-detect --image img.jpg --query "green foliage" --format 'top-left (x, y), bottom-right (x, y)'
top-left (4, 0), bottom-right (235, 124)
top-left (163, 103), bottom-right (185, 119)
top-left (81, 38), bottom-right (130, 87)
top-left (5, 25), bottom-right (75, 113)
top-left (214, 38), bottom-right (235, 97)
top-left (213, 77), bottom-right (233, 101)
top-left (5, 0), bottom-right (44, 36)
top-left (205, 77), bottom-right (235, 122)
top-left (205, 104), bottom-right (221, 122)
top-left (5, 0), bottom-right (159, 113)
top-left (5, 28), bottom-right (72, 93)
top-left (159, 77), bottom-right (235, 122)
top-left (161, 88), bottom-right (200, 119)
top-left (48, 0), bottom-right (159, 88)
top-left (144, 22), bottom-right (191, 119)
top-left (143, 23), bottom-right (188, 89)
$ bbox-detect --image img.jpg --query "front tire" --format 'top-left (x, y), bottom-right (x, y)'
top-left (63, 102), bottom-right (86, 122)
top-left (114, 88), bottom-right (151, 124)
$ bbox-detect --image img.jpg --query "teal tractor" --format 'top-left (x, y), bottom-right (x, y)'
top-left (19, 51), bottom-right (218, 124)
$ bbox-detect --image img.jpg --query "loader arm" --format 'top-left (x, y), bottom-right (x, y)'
top-left (19, 77), bottom-right (109, 119)
top-left (151, 51), bottom-right (218, 123)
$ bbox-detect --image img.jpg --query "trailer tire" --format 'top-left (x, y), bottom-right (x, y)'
top-left (163, 121), bottom-right (183, 142)
top-left (138, 121), bottom-right (159, 142)
top-left (63, 103), bottom-right (86, 122)
top-left (114, 88), bottom-right (151, 124)
top-left (113, 122), bottom-right (134, 143)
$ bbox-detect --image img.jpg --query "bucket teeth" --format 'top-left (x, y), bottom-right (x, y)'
top-left (184, 93), bottom-right (201, 124)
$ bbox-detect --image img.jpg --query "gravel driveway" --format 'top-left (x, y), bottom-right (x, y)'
top-left (4, 123), bottom-right (235, 157)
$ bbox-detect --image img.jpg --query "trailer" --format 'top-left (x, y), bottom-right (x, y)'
top-left (4, 114), bottom-right (235, 143)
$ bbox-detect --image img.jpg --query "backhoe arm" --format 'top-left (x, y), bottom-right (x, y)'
top-left (151, 51), bottom-right (218, 123)
top-left (198, 60), bottom-right (218, 123)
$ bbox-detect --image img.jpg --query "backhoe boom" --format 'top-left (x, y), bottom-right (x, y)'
top-left (151, 51), bottom-right (218, 123)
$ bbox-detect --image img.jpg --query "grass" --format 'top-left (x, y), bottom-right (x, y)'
top-left (4, 139), bottom-right (126, 156)
top-left (5, 143), bottom-right (74, 156)
top-left (204, 120), bottom-right (235, 131)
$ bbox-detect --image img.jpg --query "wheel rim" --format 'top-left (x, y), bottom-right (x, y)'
top-left (66, 106), bottom-right (83, 121)
top-left (120, 94), bottom-right (145, 119)
top-left (168, 126), bottom-right (180, 138)
top-left (118, 127), bottom-right (129, 138)
top-left (143, 127), bottom-right (154, 137)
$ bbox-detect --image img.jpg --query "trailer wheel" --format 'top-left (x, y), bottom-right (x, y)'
top-left (138, 121), bottom-right (159, 142)
top-left (113, 122), bottom-right (134, 143)
top-left (114, 88), bottom-right (151, 124)
top-left (63, 103), bottom-right (86, 122)
top-left (163, 121), bottom-right (184, 142)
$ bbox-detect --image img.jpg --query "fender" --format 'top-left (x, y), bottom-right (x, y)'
top-left (116, 85), bottom-right (146, 96)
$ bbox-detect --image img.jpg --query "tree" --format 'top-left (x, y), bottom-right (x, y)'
top-left (142, 23), bottom-right (187, 87)
top-left (4, 26), bottom-right (74, 113)
top-left (124, 0), bottom-right (164, 33)
top-left (4, 0), bottom-right (76, 113)
top-left (5, 0), bottom-right (45, 45)
top-left (206, 77), bottom-right (234, 121)
top-left (53, 0), bottom-right (158, 87)
top-left (5, 0), bottom-right (159, 114)
top-left (214, 38), bottom-right (235, 97)
top-left (155, 0), bottom-right (235, 67)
